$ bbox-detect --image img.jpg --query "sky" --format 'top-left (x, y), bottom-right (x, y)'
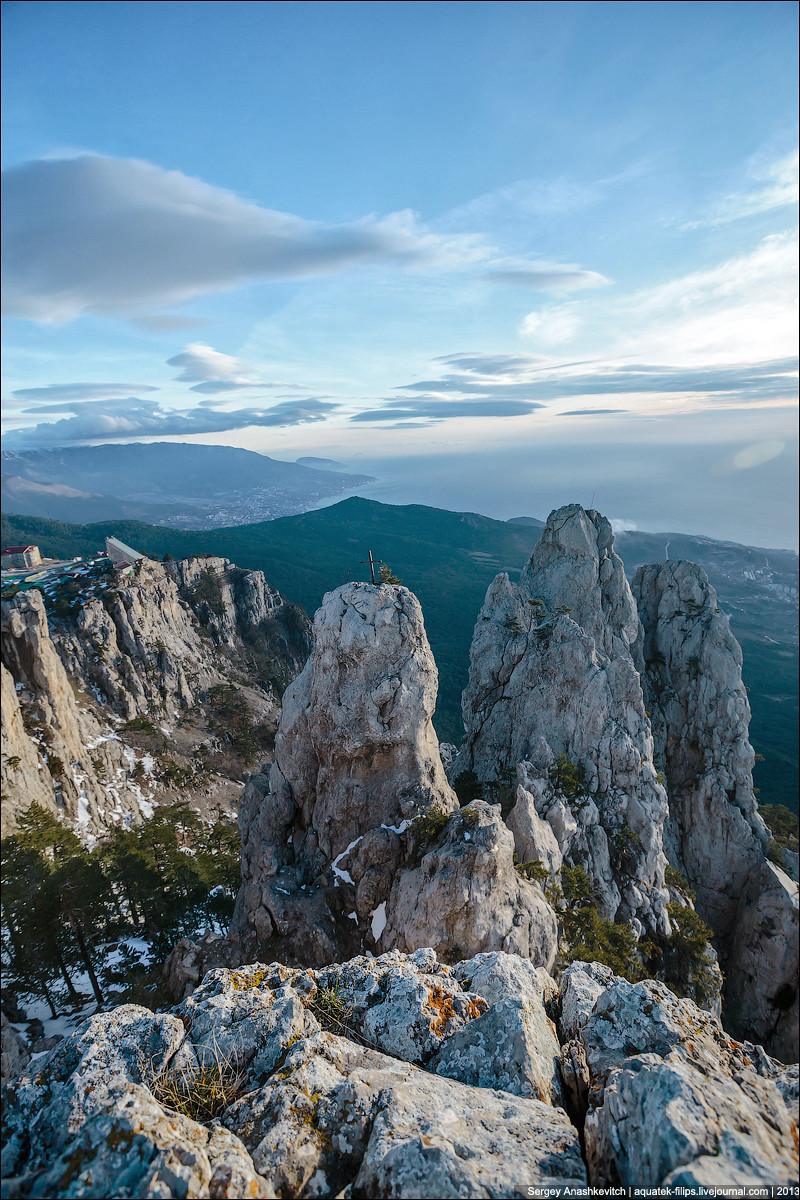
top-left (1, 1), bottom-right (798, 547)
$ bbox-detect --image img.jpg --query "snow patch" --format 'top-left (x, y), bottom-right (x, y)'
top-left (370, 901), bottom-right (387, 941)
top-left (381, 819), bottom-right (411, 835)
top-left (85, 732), bottom-right (121, 751)
top-left (331, 835), bottom-right (363, 886)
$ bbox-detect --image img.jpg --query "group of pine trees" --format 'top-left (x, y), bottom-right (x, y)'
top-left (1, 802), bottom-right (240, 1016)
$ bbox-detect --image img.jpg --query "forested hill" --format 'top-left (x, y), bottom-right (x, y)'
top-left (3, 499), bottom-right (796, 810)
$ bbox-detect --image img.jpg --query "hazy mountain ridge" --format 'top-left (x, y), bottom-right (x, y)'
top-left (1, 442), bottom-right (375, 528)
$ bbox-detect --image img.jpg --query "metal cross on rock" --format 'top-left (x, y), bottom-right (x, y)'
top-left (360, 550), bottom-right (383, 584)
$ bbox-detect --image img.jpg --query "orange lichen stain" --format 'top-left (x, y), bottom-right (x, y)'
top-left (231, 969), bottom-right (267, 991)
top-left (424, 984), bottom-right (458, 1037)
top-left (425, 983), bottom-right (488, 1036)
top-left (213, 1178), bottom-right (261, 1199)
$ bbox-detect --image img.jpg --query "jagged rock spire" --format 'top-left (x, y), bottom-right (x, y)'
top-left (231, 580), bottom-right (560, 971)
top-left (633, 559), bottom-right (798, 1061)
top-left (456, 503), bottom-right (670, 935)
top-left (232, 582), bottom-right (461, 963)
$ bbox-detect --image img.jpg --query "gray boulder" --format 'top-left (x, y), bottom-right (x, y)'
top-left (1, 1013), bottom-right (29, 1085)
top-left (315, 948), bottom-right (489, 1066)
top-left (0, 1005), bottom-right (270, 1198)
top-left (224, 1030), bottom-right (587, 1198)
top-left (430, 996), bottom-right (563, 1104)
top-left (381, 801), bottom-right (559, 970)
top-left (565, 970), bottom-right (798, 1187)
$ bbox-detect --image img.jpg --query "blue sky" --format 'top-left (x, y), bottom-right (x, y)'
top-left (2, 1), bottom-right (798, 545)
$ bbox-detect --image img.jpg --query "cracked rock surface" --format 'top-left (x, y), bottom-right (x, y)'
top-left (561, 962), bottom-right (798, 1189)
top-left (4, 950), bottom-right (796, 1199)
top-left (1, 950), bottom-right (586, 1198)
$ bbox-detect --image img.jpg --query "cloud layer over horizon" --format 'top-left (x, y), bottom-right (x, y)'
top-left (348, 354), bottom-right (798, 424)
top-left (2, 394), bottom-right (338, 448)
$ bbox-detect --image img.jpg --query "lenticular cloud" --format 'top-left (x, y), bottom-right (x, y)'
top-left (1, 155), bottom-right (450, 322)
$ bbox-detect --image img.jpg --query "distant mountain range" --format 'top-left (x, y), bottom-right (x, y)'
top-left (2, 497), bottom-right (796, 811)
top-left (1, 442), bottom-right (374, 528)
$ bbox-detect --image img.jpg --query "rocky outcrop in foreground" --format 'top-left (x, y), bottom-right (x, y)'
top-left (2, 950), bottom-right (796, 1198)
top-left (230, 582), bottom-right (558, 971)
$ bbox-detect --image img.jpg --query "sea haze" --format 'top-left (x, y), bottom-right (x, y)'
top-left (311, 433), bottom-right (799, 551)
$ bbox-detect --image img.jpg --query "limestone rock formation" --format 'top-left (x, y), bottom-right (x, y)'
top-left (456, 504), bottom-right (670, 935)
top-left (633, 559), bottom-right (798, 1060)
top-left (557, 964), bottom-right (798, 1188)
top-left (1, 555), bottom-right (307, 838)
top-left (169, 556), bottom-right (308, 677)
top-left (381, 800), bottom-right (559, 970)
top-left (231, 582), bottom-right (463, 965)
top-left (724, 860), bottom-right (799, 1063)
top-left (4, 951), bottom-right (796, 1198)
top-left (1, 951), bottom-right (588, 1198)
top-left (1, 591), bottom-right (149, 836)
top-left (0, 1005), bottom-right (272, 1199)
top-left (1, 1013), bottom-right (29, 1084)
top-left (1, 660), bottom-right (57, 819)
top-left (313, 947), bottom-right (490, 1066)
top-left (632, 560), bottom-right (768, 931)
top-left (55, 559), bottom-right (222, 720)
top-left (55, 556), bottom-right (308, 723)
top-left (223, 1031), bottom-right (585, 1198)
top-left (267, 582), bottom-right (456, 857)
top-left (163, 932), bottom-right (243, 1003)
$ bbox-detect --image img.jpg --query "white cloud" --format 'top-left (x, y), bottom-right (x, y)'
top-left (4, 395), bottom-right (340, 447)
top-left (519, 304), bottom-right (581, 344)
top-left (167, 343), bottom-right (254, 384)
top-left (349, 354), bottom-right (795, 425)
top-left (1, 155), bottom-right (481, 323)
top-left (11, 382), bottom-right (158, 402)
top-left (440, 161), bottom-right (651, 231)
top-left (613, 230), bottom-right (799, 365)
top-left (682, 149), bottom-right (799, 230)
top-left (610, 518), bottom-right (639, 533)
top-left (166, 342), bottom-right (258, 393)
top-left (484, 262), bottom-right (608, 292)
top-left (165, 341), bottom-right (313, 395)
